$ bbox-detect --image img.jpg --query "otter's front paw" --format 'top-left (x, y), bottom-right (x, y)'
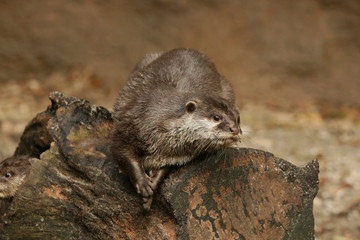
top-left (135, 177), bottom-right (153, 199)
top-left (134, 176), bottom-right (154, 210)
top-left (142, 196), bottom-right (153, 211)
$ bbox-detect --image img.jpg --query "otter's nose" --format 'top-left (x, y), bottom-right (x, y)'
top-left (229, 127), bottom-right (240, 135)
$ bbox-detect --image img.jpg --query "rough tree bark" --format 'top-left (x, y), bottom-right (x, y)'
top-left (0, 92), bottom-right (319, 240)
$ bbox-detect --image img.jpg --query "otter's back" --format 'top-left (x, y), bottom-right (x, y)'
top-left (146, 49), bottom-right (224, 94)
top-left (114, 48), bottom-right (236, 118)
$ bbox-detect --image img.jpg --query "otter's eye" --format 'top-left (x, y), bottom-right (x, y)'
top-left (213, 115), bottom-right (221, 122)
top-left (4, 173), bottom-right (11, 178)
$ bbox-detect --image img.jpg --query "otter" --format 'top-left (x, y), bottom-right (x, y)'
top-left (0, 155), bottom-right (31, 223)
top-left (111, 48), bottom-right (241, 210)
top-left (0, 155), bottom-right (31, 199)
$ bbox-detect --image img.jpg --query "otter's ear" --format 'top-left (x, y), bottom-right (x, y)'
top-left (186, 101), bottom-right (197, 113)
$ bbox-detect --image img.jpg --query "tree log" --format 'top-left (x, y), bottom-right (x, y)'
top-left (0, 91), bottom-right (319, 240)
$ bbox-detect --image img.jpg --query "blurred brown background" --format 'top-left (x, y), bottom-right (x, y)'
top-left (0, 1), bottom-right (359, 239)
top-left (0, 0), bottom-right (359, 106)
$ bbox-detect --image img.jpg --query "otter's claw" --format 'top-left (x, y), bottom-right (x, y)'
top-left (142, 196), bottom-right (154, 211)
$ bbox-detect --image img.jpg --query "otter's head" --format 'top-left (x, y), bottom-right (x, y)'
top-left (181, 95), bottom-right (241, 152)
top-left (0, 156), bottom-right (31, 199)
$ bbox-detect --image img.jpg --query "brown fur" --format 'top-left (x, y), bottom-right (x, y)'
top-left (0, 155), bottom-right (31, 199)
top-left (111, 48), bottom-right (241, 210)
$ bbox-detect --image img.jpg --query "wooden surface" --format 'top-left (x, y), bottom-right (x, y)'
top-left (0, 92), bottom-right (319, 240)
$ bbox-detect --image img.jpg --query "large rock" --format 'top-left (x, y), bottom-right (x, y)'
top-left (0, 92), bottom-right (319, 239)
